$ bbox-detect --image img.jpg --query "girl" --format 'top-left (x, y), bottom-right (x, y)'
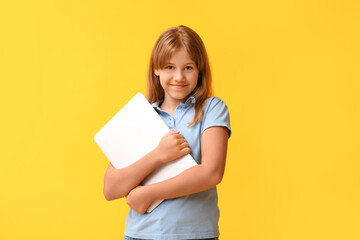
top-left (103, 25), bottom-right (231, 240)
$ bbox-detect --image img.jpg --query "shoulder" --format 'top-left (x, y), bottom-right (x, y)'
top-left (201, 96), bottom-right (231, 137)
top-left (205, 96), bottom-right (224, 104)
top-left (203, 96), bottom-right (229, 114)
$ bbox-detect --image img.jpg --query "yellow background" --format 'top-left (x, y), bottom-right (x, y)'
top-left (1, 0), bottom-right (359, 239)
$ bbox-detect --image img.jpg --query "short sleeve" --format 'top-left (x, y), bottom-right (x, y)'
top-left (201, 97), bottom-right (232, 138)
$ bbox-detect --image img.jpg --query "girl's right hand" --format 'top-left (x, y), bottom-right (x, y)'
top-left (155, 130), bottom-right (191, 163)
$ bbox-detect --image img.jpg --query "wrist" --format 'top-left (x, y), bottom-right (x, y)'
top-left (152, 147), bottom-right (166, 164)
top-left (143, 184), bottom-right (158, 202)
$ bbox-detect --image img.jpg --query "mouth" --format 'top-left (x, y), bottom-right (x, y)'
top-left (170, 84), bottom-right (187, 89)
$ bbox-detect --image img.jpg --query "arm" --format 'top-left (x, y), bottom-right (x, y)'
top-left (126, 126), bottom-right (229, 213)
top-left (103, 130), bottom-right (191, 201)
top-left (103, 149), bottom-right (162, 201)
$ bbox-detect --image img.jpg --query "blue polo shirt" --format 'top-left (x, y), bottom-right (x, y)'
top-left (124, 95), bottom-right (231, 240)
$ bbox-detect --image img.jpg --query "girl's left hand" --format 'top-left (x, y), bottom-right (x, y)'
top-left (126, 185), bottom-right (152, 214)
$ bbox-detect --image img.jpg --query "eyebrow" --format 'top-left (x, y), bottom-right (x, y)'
top-left (166, 62), bottom-right (196, 65)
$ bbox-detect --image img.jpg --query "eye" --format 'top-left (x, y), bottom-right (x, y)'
top-left (165, 66), bottom-right (174, 70)
top-left (185, 66), bottom-right (193, 70)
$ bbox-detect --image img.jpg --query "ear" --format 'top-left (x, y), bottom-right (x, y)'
top-left (154, 69), bottom-right (159, 76)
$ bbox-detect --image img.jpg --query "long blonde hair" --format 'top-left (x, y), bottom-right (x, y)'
top-left (147, 25), bottom-right (213, 126)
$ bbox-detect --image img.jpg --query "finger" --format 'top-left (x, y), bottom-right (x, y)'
top-left (171, 134), bottom-right (184, 141)
top-left (175, 133), bottom-right (184, 139)
top-left (177, 138), bottom-right (188, 145)
top-left (166, 130), bottom-right (178, 137)
top-left (180, 142), bottom-right (189, 149)
top-left (180, 147), bottom-right (191, 155)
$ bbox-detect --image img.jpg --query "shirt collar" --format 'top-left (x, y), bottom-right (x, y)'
top-left (151, 95), bottom-right (196, 109)
top-left (184, 95), bottom-right (196, 105)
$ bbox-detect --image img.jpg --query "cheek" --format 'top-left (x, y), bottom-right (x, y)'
top-left (192, 73), bottom-right (199, 85)
top-left (159, 77), bottom-right (168, 89)
top-left (159, 72), bottom-right (169, 81)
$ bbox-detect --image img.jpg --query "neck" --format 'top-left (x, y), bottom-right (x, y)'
top-left (159, 100), bottom-right (181, 116)
top-left (160, 95), bottom-right (189, 116)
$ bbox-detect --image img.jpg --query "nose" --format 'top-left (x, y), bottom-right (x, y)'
top-left (173, 69), bottom-right (185, 82)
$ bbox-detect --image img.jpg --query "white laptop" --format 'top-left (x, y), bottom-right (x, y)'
top-left (94, 93), bottom-right (197, 212)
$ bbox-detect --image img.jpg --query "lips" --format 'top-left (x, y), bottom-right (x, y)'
top-left (171, 84), bottom-right (187, 89)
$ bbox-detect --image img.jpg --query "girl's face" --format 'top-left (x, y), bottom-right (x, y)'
top-left (154, 47), bottom-right (199, 105)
